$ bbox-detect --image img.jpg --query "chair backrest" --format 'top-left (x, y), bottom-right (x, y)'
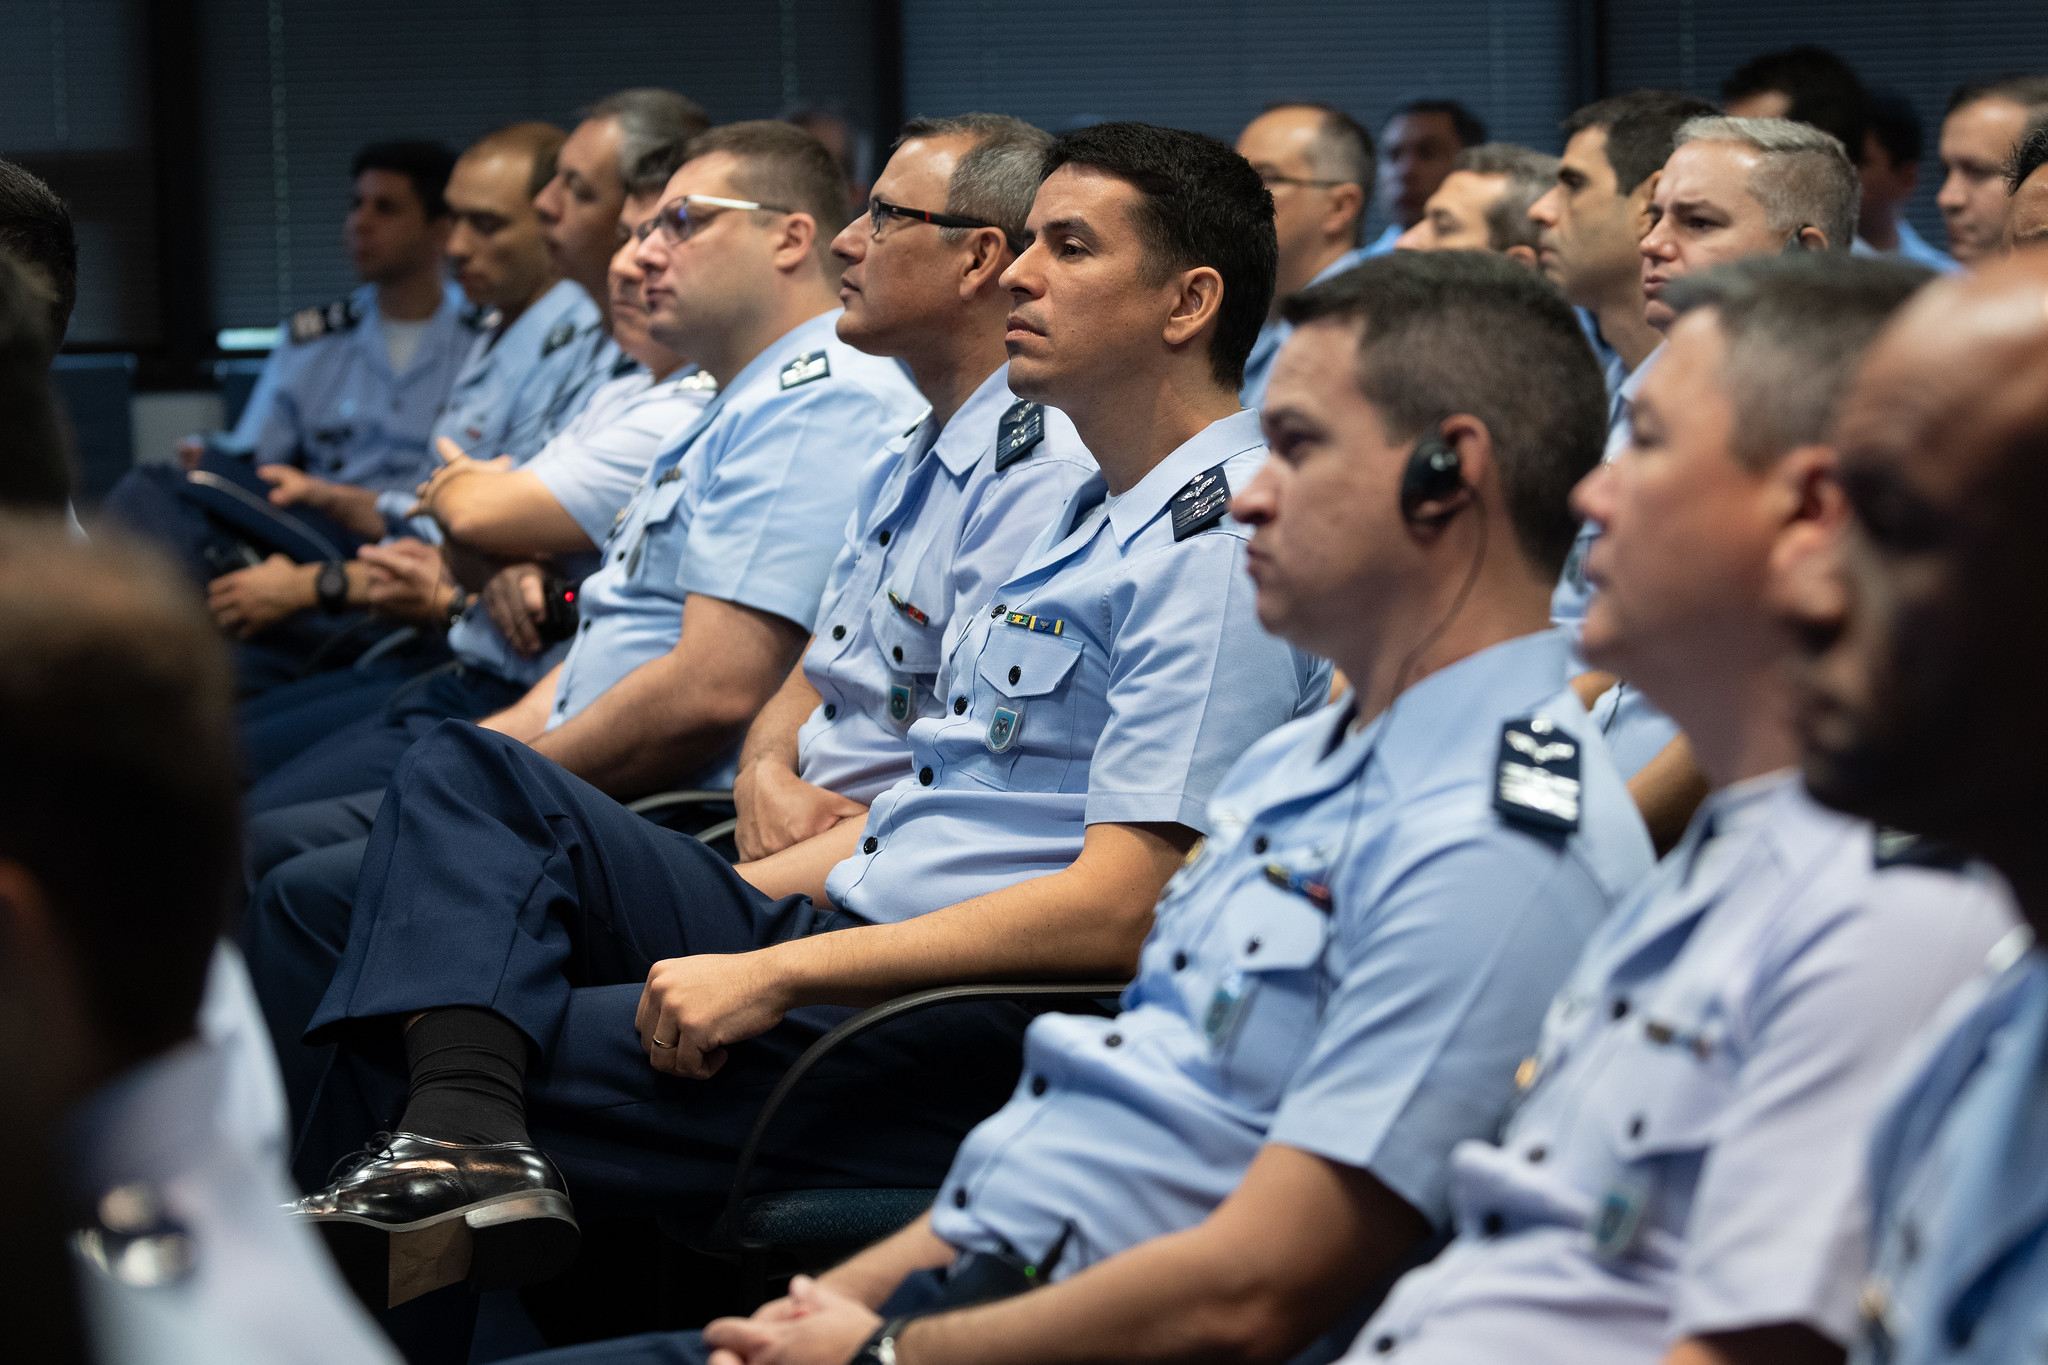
top-left (50, 353), bottom-right (136, 508)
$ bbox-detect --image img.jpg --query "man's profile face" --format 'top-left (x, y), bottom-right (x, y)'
top-left (1639, 140), bottom-right (1782, 330)
top-left (1396, 170), bottom-right (1508, 253)
top-left (608, 194), bottom-right (669, 370)
top-left (1000, 164), bottom-right (1188, 408)
top-left (1237, 108), bottom-right (1357, 271)
top-left (1779, 275), bottom-right (2048, 844)
top-left (444, 149), bottom-right (555, 310)
top-left (632, 151), bottom-right (786, 354)
top-left (1236, 316), bottom-right (1414, 660)
top-left (1937, 97), bottom-right (2031, 266)
top-left (345, 169), bottom-right (441, 285)
top-left (1574, 307), bottom-right (1776, 697)
top-left (535, 117), bottom-right (628, 288)
top-left (832, 134), bottom-right (976, 357)
top-left (1379, 111), bottom-right (1463, 228)
top-left (1529, 125), bottom-right (1646, 304)
top-left (2007, 167), bottom-right (2048, 251)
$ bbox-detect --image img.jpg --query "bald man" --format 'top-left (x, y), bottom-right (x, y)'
top-left (1775, 250), bottom-right (2048, 1365)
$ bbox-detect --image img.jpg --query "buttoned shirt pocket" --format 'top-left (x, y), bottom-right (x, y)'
top-left (972, 628), bottom-right (1085, 783)
top-left (1587, 1008), bottom-right (1738, 1251)
top-left (869, 600), bottom-right (943, 728)
top-left (1206, 879), bottom-right (1334, 1113)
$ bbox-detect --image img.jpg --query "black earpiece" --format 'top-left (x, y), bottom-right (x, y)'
top-left (1399, 431), bottom-right (1465, 524)
top-left (1781, 226), bottom-right (1813, 255)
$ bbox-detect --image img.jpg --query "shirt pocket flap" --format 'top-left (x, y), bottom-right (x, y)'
top-left (1225, 878), bottom-right (1332, 973)
top-left (869, 597), bottom-right (944, 674)
top-left (978, 629), bottom-right (1083, 699)
top-left (1606, 1026), bottom-right (1737, 1157)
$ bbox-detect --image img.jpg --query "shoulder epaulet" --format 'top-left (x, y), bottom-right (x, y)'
top-left (678, 368), bottom-right (719, 392)
top-left (460, 302), bottom-right (498, 332)
top-left (1494, 714), bottom-right (1580, 835)
top-left (610, 351), bottom-right (641, 379)
top-left (541, 320), bottom-right (579, 357)
top-left (288, 297), bottom-right (363, 345)
top-left (1873, 827), bottom-right (1972, 872)
top-left (1169, 462), bottom-right (1231, 541)
top-left (995, 400), bottom-right (1046, 471)
top-left (779, 349), bottom-right (831, 390)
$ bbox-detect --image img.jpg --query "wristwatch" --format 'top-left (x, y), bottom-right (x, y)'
top-left (314, 559), bottom-right (349, 614)
top-left (850, 1317), bottom-right (911, 1365)
top-left (442, 589), bottom-right (471, 632)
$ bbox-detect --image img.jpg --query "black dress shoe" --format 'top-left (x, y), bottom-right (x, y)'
top-left (290, 1132), bottom-right (579, 1308)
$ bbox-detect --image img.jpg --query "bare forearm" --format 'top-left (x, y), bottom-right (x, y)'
top-left (817, 1214), bottom-right (957, 1309)
top-left (1662, 1326), bottom-right (1844, 1365)
top-left (314, 482), bottom-right (387, 541)
top-left (434, 471), bottom-right (591, 555)
top-left (736, 651), bottom-right (822, 778)
top-left (529, 649), bottom-right (758, 797)
top-left (479, 663), bottom-right (564, 744)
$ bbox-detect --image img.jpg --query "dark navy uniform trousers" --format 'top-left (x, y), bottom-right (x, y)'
top-left (287, 722), bottom-right (1029, 1227)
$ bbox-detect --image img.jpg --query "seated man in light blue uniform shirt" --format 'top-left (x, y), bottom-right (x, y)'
top-left (276, 122), bottom-right (1326, 1314)
top-left (1233, 103), bottom-right (1375, 409)
top-left (1776, 256), bottom-right (2048, 1365)
top-left (731, 114), bottom-right (1098, 860)
top-left (585, 249), bottom-right (1659, 1365)
top-left (1348, 256), bottom-right (2012, 1365)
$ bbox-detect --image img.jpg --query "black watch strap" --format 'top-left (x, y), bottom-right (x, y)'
top-left (314, 559), bottom-right (349, 614)
top-left (850, 1317), bottom-right (911, 1365)
top-left (443, 589), bottom-right (471, 631)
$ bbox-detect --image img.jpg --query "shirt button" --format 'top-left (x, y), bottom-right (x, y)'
top-left (1008, 665), bottom-right (1021, 684)
top-left (1610, 997), bottom-right (1630, 1021)
top-left (878, 529), bottom-right (891, 546)
top-left (1628, 1115), bottom-right (1645, 1139)
top-left (952, 1187), bottom-right (968, 1208)
top-left (1030, 1075), bottom-right (1048, 1097)
top-left (555, 698), bottom-right (567, 712)
top-left (823, 704), bottom-right (837, 720)
top-left (1526, 1146), bottom-right (1547, 1164)
top-left (1104, 1033), bottom-right (1123, 1048)
top-left (863, 836), bottom-right (878, 854)
top-left (991, 603), bottom-right (1005, 618)
top-left (1244, 937), bottom-right (1261, 955)
top-left (831, 625), bottom-right (846, 640)
top-left (919, 767), bottom-right (934, 785)
top-left (953, 697), bottom-right (967, 715)
top-left (1172, 952), bottom-right (1188, 971)
top-left (580, 620), bottom-right (590, 632)
top-left (1372, 1336), bottom-right (1396, 1355)
top-left (1251, 835), bottom-right (1269, 854)
top-left (1482, 1212), bottom-right (1505, 1237)
top-left (893, 645), bottom-right (904, 663)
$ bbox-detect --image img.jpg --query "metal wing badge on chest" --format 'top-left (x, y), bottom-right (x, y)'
top-left (1494, 714), bottom-right (1581, 834)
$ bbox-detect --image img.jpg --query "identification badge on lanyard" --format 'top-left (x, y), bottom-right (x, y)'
top-left (1202, 969), bottom-right (1254, 1049)
top-left (1589, 1167), bottom-right (1653, 1264)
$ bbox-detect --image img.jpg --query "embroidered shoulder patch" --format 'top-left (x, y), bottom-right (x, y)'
top-left (541, 321), bottom-right (578, 357)
top-left (288, 297), bottom-right (363, 344)
top-left (995, 401), bottom-right (1045, 471)
top-left (1873, 827), bottom-right (1971, 872)
top-left (779, 350), bottom-right (831, 389)
top-left (1170, 463), bottom-right (1232, 541)
top-left (1494, 714), bottom-right (1580, 834)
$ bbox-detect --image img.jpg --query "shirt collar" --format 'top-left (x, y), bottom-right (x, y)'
top-left (1364, 629), bottom-right (1577, 789)
top-left (926, 363), bottom-right (1018, 478)
top-left (1307, 244), bottom-right (1376, 289)
top-left (1105, 408), bottom-right (1265, 545)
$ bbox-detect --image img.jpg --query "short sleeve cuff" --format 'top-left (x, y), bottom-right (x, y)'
top-left (679, 559), bottom-right (827, 633)
top-left (1083, 790), bottom-right (1214, 833)
top-left (529, 461), bottom-right (614, 547)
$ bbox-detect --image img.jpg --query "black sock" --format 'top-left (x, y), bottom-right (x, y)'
top-left (398, 1007), bottom-right (531, 1147)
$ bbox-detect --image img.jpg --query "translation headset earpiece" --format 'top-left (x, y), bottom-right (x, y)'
top-left (1399, 430), bottom-right (1467, 525)
top-left (1781, 225), bottom-right (1814, 255)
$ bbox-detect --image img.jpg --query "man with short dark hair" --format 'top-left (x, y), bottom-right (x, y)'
top-left (0, 158), bottom-right (78, 347)
top-left (1936, 75), bottom-right (2048, 266)
top-left (1721, 45), bottom-right (1869, 173)
top-left (280, 122), bottom-right (1325, 1318)
top-left (1858, 89), bottom-right (1957, 269)
top-left (601, 248), bottom-right (1658, 1365)
top-left (1396, 142), bottom-right (1556, 267)
top-left (1346, 251), bottom-right (2011, 1365)
top-left (1772, 252), bottom-right (2048, 1365)
top-left (2004, 118), bottom-right (2048, 249)
top-left (1234, 102), bottom-right (1373, 406)
top-left (1368, 98), bottom-right (1487, 253)
top-left (0, 249), bottom-right (69, 512)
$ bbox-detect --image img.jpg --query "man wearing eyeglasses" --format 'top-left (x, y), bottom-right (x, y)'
top-left (1233, 103), bottom-right (1374, 408)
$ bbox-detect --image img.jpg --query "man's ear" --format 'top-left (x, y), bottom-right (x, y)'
top-left (1321, 183), bottom-right (1366, 240)
top-left (1628, 171), bottom-right (1661, 236)
top-left (769, 212), bottom-right (821, 273)
top-left (960, 227), bottom-right (1012, 301)
top-left (1163, 264), bottom-right (1225, 351)
top-left (1505, 243), bottom-right (1541, 272)
top-left (1774, 444), bottom-right (1846, 531)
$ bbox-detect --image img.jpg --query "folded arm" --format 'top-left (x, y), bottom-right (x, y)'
top-left (732, 644), bottom-right (870, 861)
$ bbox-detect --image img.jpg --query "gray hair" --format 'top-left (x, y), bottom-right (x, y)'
top-left (896, 113), bottom-right (1053, 253)
top-left (1674, 114), bottom-right (1859, 254)
top-left (1663, 253), bottom-right (1931, 469)
top-left (582, 89), bottom-right (712, 199)
top-left (1453, 142), bottom-right (1560, 252)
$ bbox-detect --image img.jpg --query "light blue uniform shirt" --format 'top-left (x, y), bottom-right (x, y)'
top-left (1852, 219), bottom-right (1961, 273)
top-left (225, 281), bottom-right (474, 492)
top-left (798, 363), bottom-right (1098, 804)
top-left (542, 311), bottom-right (924, 778)
top-left (1352, 775), bottom-right (2014, 1365)
top-left (826, 408), bottom-right (1331, 924)
top-left (927, 630), bottom-right (1652, 1277)
top-left (1854, 933), bottom-right (2047, 1365)
top-left (443, 363), bottom-right (718, 687)
top-left (1239, 245), bottom-right (1377, 409)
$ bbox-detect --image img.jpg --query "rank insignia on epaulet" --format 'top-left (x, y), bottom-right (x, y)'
top-left (678, 369), bottom-right (719, 392)
top-left (288, 297), bottom-right (362, 344)
top-left (995, 401), bottom-right (1045, 471)
top-left (900, 413), bottom-right (928, 441)
top-left (1873, 827), bottom-right (1972, 872)
top-left (888, 590), bottom-right (929, 626)
top-left (779, 350), bottom-right (830, 389)
top-left (611, 352), bottom-right (641, 379)
top-left (1494, 713), bottom-right (1581, 834)
top-left (1004, 610), bottom-right (1063, 635)
top-left (1170, 462), bottom-right (1231, 541)
top-left (542, 321), bottom-right (578, 357)
top-left (460, 303), bottom-right (498, 332)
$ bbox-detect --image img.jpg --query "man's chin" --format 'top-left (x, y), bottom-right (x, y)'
top-left (1003, 353), bottom-right (1062, 404)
